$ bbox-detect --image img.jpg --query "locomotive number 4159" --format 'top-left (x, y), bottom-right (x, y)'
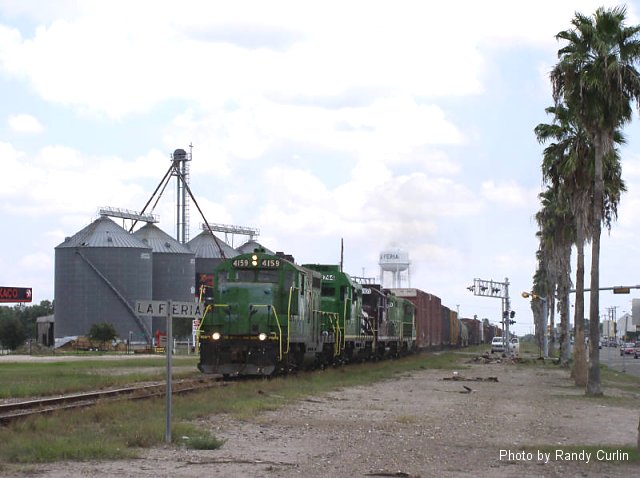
top-left (233, 258), bottom-right (281, 269)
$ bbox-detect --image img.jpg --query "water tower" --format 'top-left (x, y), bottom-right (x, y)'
top-left (379, 248), bottom-right (411, 288)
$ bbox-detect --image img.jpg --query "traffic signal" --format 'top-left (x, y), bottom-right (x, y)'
top-left (510, 311), bottom-right (515, 318)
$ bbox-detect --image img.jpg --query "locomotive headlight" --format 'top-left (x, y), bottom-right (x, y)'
top-left (212, 332), bottom-right (221, 340)
top-left (258, 333), bottom-right (267, 341)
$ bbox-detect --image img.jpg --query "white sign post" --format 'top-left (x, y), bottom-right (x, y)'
top-left (135, 300), bottom-right (204, 443)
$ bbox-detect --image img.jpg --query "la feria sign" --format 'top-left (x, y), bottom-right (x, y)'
top-left (135, 300), bottom-right (204, 318)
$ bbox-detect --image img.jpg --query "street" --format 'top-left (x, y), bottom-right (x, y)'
top-left (599, 347), bottom-right (640, 378)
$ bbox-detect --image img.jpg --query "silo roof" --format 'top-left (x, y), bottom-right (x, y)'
top-left (56, 216), bottom-right (150, 249)
top-left (187, 230), bottom-right (238, 258)
top-left (133, 223), bottom-right (193, 254)
top-left (236, 239), bottom-right (274, 255)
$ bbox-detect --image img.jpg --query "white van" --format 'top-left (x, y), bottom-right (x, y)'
top-left (490, 337), bottom-right (505, 353)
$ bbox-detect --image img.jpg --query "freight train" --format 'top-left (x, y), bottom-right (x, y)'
top-left (197, 250), bottom-right (497, 377)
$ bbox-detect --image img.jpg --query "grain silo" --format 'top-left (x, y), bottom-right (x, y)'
top-left (54, 215), bottom-right (153, 342)
top-left (133, 223), bottom-right (196, 334)
top-left (188, 230), bottom-right (238, 300)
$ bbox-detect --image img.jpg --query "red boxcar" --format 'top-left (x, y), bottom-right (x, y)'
top-left (392, 288), bottom-right (442, 349)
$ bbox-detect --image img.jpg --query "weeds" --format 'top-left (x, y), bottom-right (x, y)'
top-left (0, 351), bottom-right (458, 463)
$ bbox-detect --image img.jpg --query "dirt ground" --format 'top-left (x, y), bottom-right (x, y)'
top-left (4, 354), bottom-right (640, 478)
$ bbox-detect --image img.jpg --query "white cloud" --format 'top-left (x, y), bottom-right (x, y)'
top-left (481, 180), bottom-right (537, 209)
top-left (5, 1), bottom-right (608, 119)
top-left (1, 0), bottom-right (639, 328)
top-left (19, 251), bottom-right (52, 270)
top-left (0, 144), bottom-right (149, 217)
top-left (8, 113), bottom-right (44, 133)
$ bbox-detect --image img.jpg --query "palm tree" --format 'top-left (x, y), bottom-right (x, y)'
top-left (534, 186), bottom-right (573, 366)
top-left (535, 104), bottom-right (626, 381)
top-left (536, 104), bottom-right (581, 368)
top-left (551, 6), bottom-right (640, 395)
top-left (530, 253), bottom-right (550, 355)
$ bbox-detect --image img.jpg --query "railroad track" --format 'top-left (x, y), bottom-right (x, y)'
top-left (0, 377), bottom-right (222, 425)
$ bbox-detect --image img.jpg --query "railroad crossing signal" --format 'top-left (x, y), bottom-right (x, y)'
top-left (467, 278), bottom-right (507, 298)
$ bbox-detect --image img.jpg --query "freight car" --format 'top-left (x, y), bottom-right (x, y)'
top-left (392, 288), bottom-right (442, 350)
top-left (197, 252), bottom-right (417, 377)
top-left (460, 317), bottom-right (482, 346)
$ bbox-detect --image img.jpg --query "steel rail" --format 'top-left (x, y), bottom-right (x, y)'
top-left (0, 378), bottom-right (220, 425)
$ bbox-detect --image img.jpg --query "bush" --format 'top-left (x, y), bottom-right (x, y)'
top-left (0, 317), bottom-right (27, 350)
top-left (87, 322), bottom-right (118, 349)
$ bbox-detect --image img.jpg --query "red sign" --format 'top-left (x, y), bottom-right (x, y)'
top-left (0, 287), bottom-right (33, 303)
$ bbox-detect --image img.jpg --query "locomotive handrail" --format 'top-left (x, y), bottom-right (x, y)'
top-left (197, 284), bottom-right (215, 303)
top-left (342, 297), bottom-right (350, 353)
top-left (196, 304), bottom-right (231, 334)
top-left (319, 311), bottom-right (341, 356)
top-left (286, 286), bottom-right (301, 355)
top-left (195, 303), bottom-right (212, 343)
top-left (251, 304), bottom-right (284, 361)
top-left (334, 314), bottom-right (342, 357)
top-left (328, 314), bottom-right (339, 357)
top-left (195, 303), bottom-right (230, 340)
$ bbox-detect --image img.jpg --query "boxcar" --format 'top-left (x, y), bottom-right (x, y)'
top-left (441, 305), bottom-right (451, 347)
top-left (392, 288), bottom-right (442, 350)
top-left (461, 317), bottom-right (481, 346)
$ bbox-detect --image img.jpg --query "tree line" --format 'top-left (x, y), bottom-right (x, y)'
top-left (0, 301), bottom-right (54, 350)
top-left (532, 5), bottom-right (640, 396)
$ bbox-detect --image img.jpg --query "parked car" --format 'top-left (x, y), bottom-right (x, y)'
top-left (490, 336), bottom-right (519, 354)
top-left (509, 337), bottom-right (520, 354)
top-left (491, 336), bottom-right (505, 354)
top-left (620, 343), bottom-right (635, 356)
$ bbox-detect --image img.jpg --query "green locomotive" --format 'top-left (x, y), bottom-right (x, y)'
top-left (197, 252), bottom-right (416, 377)
top-left (197, 251), bottom-right (323, 376)
top-left (302, 264), bottom-right (368, 363)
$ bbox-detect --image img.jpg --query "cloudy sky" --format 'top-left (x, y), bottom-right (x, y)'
top-left (1, 0), bottom-right (640, 336)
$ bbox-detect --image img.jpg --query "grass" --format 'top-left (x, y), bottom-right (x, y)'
top-left (0, 350), bottom-right (460, 463)
top-left (0, 356), bottom-right (200, 398)
top-left (1, 348), bottom-right (637, 465)
top-left (0, 399), bottom-right (224, 463)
